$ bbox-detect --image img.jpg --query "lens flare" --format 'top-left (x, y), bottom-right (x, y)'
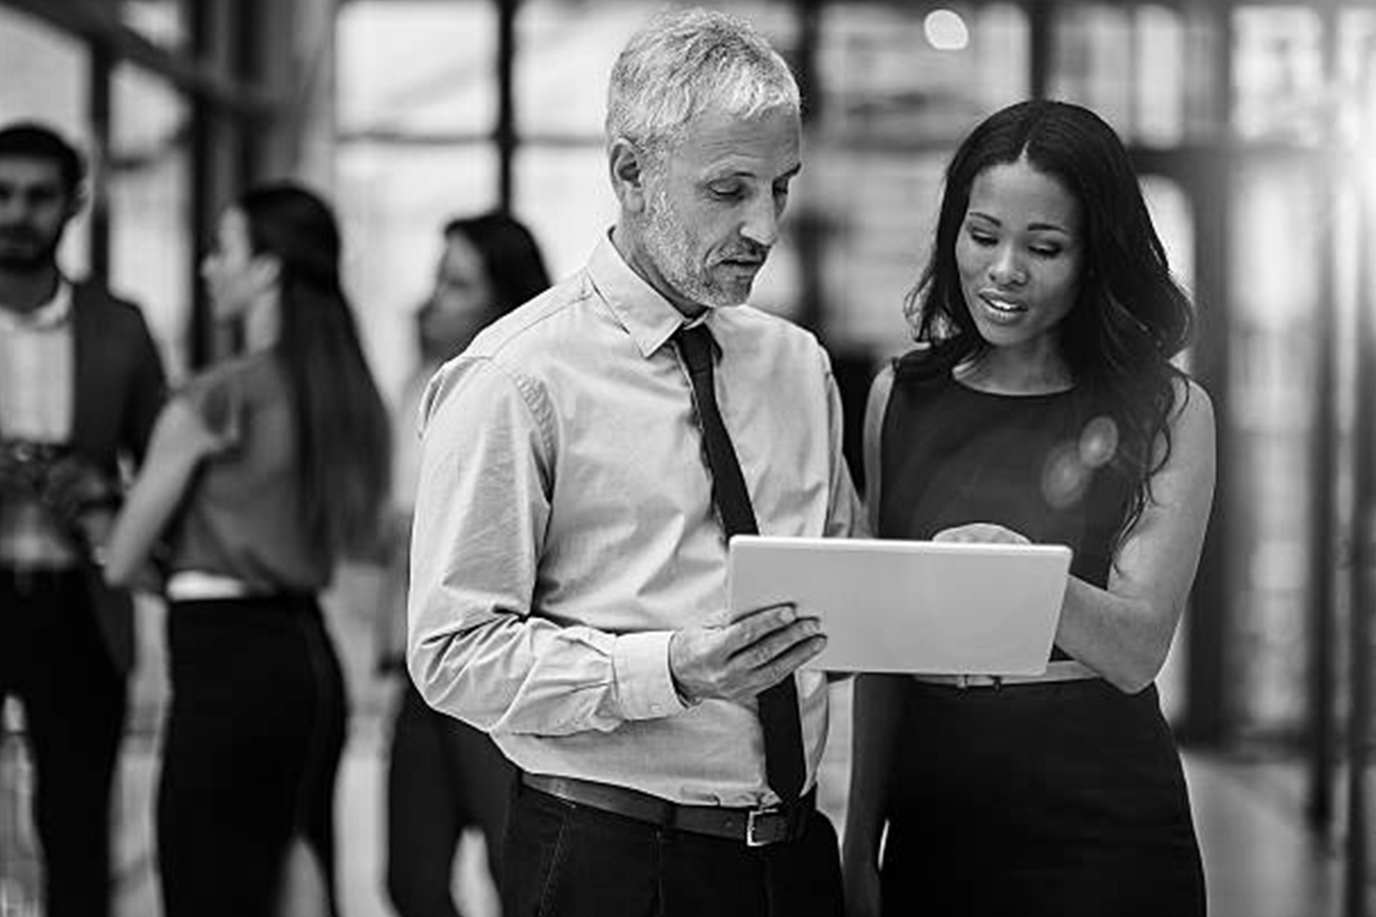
top-left (924, 10), bottom-right (970, 52)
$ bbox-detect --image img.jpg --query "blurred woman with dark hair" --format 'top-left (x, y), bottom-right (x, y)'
top-left (380, 211), bottom-right (550, 917)
top-left (842, 100), bottom-right (1214, 917)
top-left (104, 182), bottom-right (391, 916)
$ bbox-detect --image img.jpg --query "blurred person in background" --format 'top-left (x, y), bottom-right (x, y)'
top-left (0, 120), bottom-right (166, 917)
top-left (380, 211), bottom-right (550, 917)
top-left (102, 182), bottom-right (391, 917)
top-left (407, 8), bottom-right (863, 917)
top-left (841, 99), bottom-right (1214, 917)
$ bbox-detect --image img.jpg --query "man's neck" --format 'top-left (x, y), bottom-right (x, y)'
top-left (609, 223), bottom-right (705, 320)
top-left (0, 265), bottom-right (61, 315)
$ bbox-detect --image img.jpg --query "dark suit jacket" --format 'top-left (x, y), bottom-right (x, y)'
top-left (2, 281), bottom-right (167, 674)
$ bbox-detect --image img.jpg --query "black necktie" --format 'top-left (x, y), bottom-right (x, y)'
top-left (675, 323), bottom-right (805, 803)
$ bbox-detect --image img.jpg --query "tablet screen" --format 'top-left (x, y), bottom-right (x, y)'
top-left (727, 535), bottom-right (1072, 674)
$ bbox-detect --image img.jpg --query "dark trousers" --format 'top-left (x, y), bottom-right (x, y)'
top-left (503, 780), bottom-right (844, 917)
top-left (0, 569), bottom-right (127, 917)
top-left (386, 681), bottom-right (513, 917)
top-left (158, 595), bottom-right (347, 917)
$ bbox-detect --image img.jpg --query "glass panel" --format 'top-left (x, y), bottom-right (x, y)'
top-left (1336, 8), bottom-right (1376, 148)
top-left (1227, 159), bottom-right (1324, 737)
top-left (516, 0), bottom-right (799, 140)
top-left (1051, 3), bottom-right (1222, 146)
top-left (1181, 4), bottom-right (1224, 142)
top-left (336, 0), bottom-right (496, 138)
top-left (1133, 5), bottom-right (1186, 147)
top-left (0, 6), bottom-right (92, 274)
top-left (810, 148), bottom-right (948, 355)
top-left (816, 2), bottom-right (1028, 146)
top-left (118, 0), bottom-right (188, 52)
top-left (513, 146), bottom-right (617, 284)
top-left (1049, 4), bottom-right (1134, 134)
top-left (335, 142), bottom-right (499, 407)
top-left (108, 64), bottom-right (193, 382)
top-left (1232, 5), bottom-right (1326, 145)
top-left (1141, 175), bottom-right (1195, 300)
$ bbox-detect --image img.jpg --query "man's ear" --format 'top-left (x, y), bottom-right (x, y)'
top-left (64, 184), bottom-right (88, 222)
top-left (608, 138), bottom-right (650, 215)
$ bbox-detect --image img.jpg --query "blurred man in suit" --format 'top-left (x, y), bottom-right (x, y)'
top-left (0, 120), bottom-right (165, 917)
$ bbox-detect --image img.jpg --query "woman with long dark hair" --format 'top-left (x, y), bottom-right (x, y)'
top-left (841, 100), bottom-right (1214, 916)
top-left (104, 182), bottom-right (391, 916)
top-left (380, 211), bottom-right (550, 917)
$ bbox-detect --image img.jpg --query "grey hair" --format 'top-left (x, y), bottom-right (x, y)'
top-left (606, 7), bottom-right (800, 163)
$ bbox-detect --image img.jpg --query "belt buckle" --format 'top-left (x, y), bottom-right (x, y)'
top-left (745, 806), bottom-right (783, 847)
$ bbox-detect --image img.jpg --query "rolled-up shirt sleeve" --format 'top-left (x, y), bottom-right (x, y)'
top-left (406, 355), bottom-right (685, 737)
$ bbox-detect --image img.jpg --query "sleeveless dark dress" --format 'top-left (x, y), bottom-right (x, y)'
top-left (875, 359), bottom-right (1206, 917)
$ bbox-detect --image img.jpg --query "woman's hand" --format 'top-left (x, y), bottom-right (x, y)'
top-left (932, 522), bottom-right (1030, 545)
top-left (841, 846), bottom-right (883, 917)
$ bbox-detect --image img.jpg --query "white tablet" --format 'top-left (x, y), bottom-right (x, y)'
top-left (727, 535), bottom-right (1073, 675)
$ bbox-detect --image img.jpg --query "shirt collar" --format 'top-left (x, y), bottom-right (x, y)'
top-left (587, 231), bottom-right (706, 359)
top-left (0, 278), bottom-right (73, 333)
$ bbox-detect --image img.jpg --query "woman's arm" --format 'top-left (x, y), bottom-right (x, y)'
top-left (102, 398), bottom-right (222, 588)
top-left (1053, 380), bottom-right (1216, 693)
top-left (842, 673), bottom-right (907, 917)
top-left (861, 363), bottom-right (894, 534)
top-left (839, 365), bottom-right (902, 917)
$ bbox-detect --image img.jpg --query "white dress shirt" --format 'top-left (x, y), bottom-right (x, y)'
top-left (407, 234), bottom-right (863, 808)
top-left (0, 280), bottom-right (74, 442)
top-left (0, 280), bottom-right (79, 568)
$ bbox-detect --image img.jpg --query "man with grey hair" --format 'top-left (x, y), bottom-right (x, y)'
top-left (407, 8), bottom-right (860, 915)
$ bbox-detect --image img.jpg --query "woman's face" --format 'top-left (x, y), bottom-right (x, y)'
top-left (201, 207), bottom-right (273, 322)
top-left (420, 231), bottom-right (494, 357)
top-left (956, 157), bottom-right (1083, 364)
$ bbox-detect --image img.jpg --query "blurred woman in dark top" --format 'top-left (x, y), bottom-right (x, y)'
top-left (381, 211), bottom-right (550, 917)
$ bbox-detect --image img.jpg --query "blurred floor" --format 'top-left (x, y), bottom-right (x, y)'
top-left (86, 679), bottom-right (1365, 917)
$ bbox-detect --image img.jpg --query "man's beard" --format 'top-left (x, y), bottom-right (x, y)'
top-left (0, 227), bottom-right (61, 274)
top-left (642, 187), bottom-right (751, 310)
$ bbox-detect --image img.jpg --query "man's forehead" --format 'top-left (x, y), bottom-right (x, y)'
top-left (0, 155), bottom-right (66, 186)
top-left (671, 107), bottom-right (801, 178)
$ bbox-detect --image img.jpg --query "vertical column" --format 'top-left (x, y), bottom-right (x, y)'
top-left (1344, 43), bottom-right (1376, 916)
top-left (1345, 174), bottom-right (1374, 917)
top-left (86, 41), bottom-right (112, 283)
top-left (1177, 2), bottom-right (1233, 749)
top-left (496, 0), bottom-right (518, 212)
top-left (1306, 1), bottom-right (1340, 836)
top-left (1027, 0), bottom-right (1054, 101)
top-left (792, 0), bottom-right (823, 335)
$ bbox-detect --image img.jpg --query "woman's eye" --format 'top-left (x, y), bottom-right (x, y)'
top-left (1030, 245), bottom-right (1062, 258)
top-left (967, 229), bottom-right (996, 246)
top-left (709, 184), bottom-right (743, 200)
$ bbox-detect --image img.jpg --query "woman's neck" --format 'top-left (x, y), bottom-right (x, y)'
top-left (243, 291), bottom-right (281, 352)
top-left (954, 347), bottom-right (1073, 395)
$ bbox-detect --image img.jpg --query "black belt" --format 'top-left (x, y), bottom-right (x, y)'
top-left (3, 565), bottom-right (83, 596)
top-left (520, 772), bottom-right (814, 847)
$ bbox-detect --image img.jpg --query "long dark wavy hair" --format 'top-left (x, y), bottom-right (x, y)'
top-left (899, 99), bottom-right (1195, 556)
top-left (444, 211), bottom-right (551, 314)
top-left (417, 211), bottom-right (552, 363)
top-left (238, 182), bottom-right (391, 559)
